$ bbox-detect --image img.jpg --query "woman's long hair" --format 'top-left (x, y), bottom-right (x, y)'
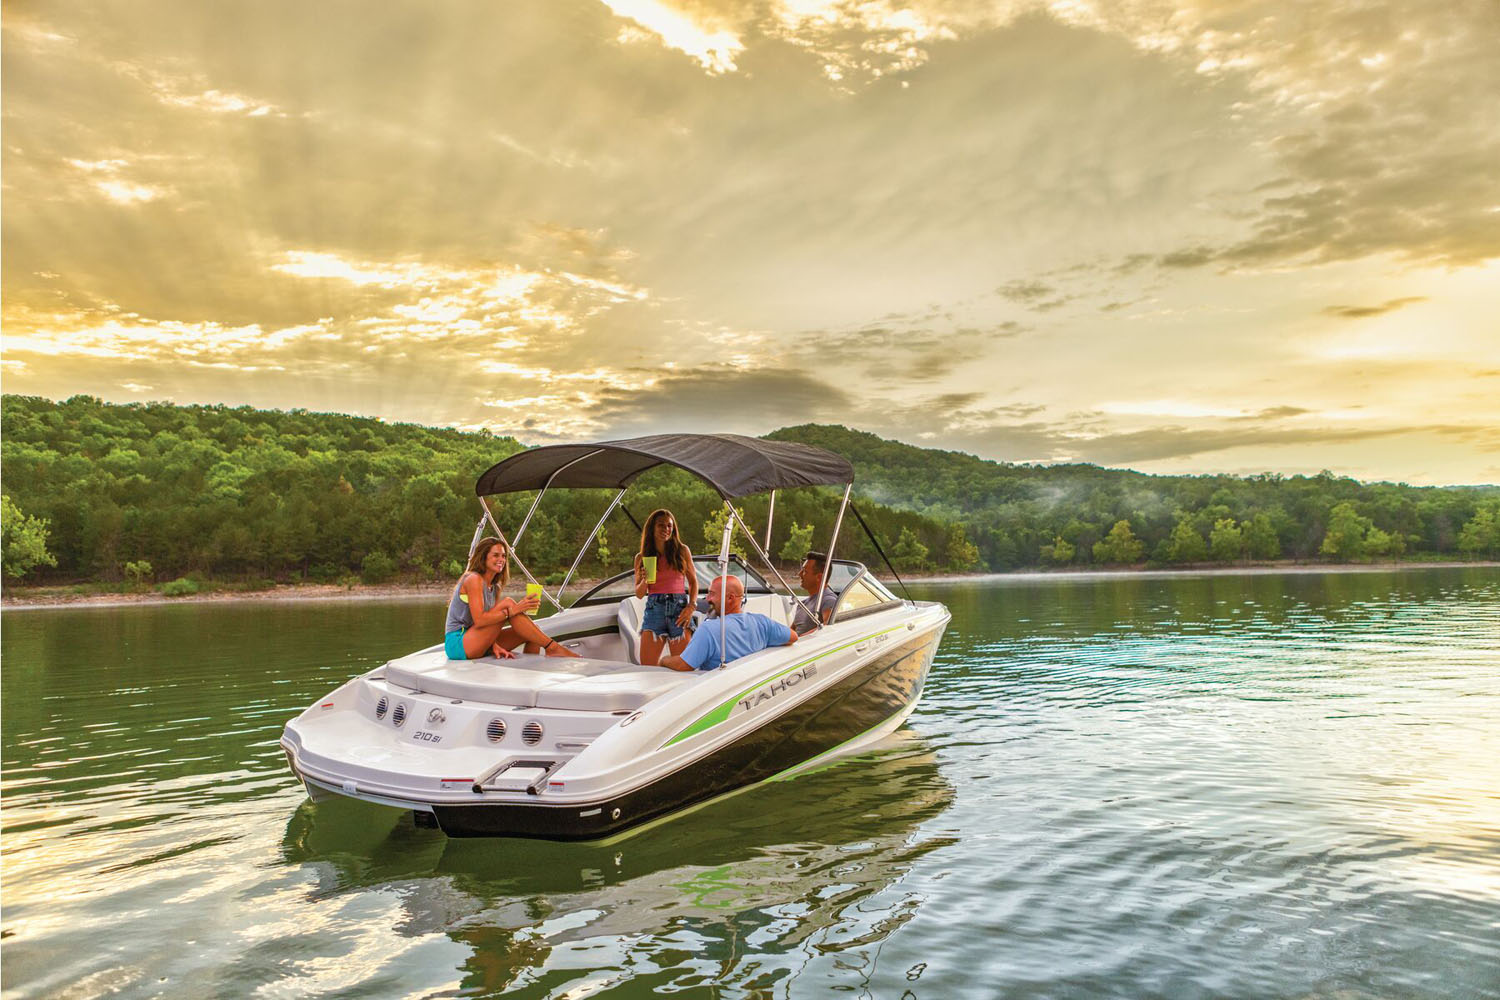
top-left (639, 508), bottom-right (690, 573)
top-left (466, 537), bottom-right (511, 587)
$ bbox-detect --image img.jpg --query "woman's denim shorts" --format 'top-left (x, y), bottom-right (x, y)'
top-left (642, 592), bottom-right (690, 640)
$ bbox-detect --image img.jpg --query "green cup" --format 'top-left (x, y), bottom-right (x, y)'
top-left (642, 556), bottom-right (657, 583)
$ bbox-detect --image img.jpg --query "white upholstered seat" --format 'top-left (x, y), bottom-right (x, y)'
top-left (617, 596), bottom-right (646, 665)
top-left (383, 647), bottom-right (687, 711)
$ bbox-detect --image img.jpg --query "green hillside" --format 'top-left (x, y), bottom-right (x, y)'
top-left (0, 396), bottom-right (959, 586)
top-left (768, 424), bottom-right (1500, 568)
top-left (2, 397), bottom-right (1496, 589)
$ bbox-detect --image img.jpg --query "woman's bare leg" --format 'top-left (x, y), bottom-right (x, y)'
top-left (462, 622), bottom-right (508, 659)
top-left (495, 614), bottom-right (580, 657)
top-left (639, 631), bottom-right (666, 666)
top-left (667, 632), bottom-right (692, 658)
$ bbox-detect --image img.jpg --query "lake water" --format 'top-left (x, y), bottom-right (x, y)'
top-left (3, 568), bottom-right (1498, 999)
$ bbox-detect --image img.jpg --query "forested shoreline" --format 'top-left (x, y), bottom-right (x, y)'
top-left (2, 395), bottom-right (1497, 592)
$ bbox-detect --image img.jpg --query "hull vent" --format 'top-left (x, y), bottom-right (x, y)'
top-left (522, 720), bottom-right (543, 746)
top-left (486, 718), bottom-right (507, 743)
top-left (392, 703), bottom-right (407, 728)
top-left (375, 696), bottom-right (388, 720)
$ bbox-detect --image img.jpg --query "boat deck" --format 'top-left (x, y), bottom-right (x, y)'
top-left (382, 648), bottom-right (693, 713)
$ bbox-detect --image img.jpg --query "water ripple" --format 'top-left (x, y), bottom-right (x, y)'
top-left (3, 569), bottom-right (1499, 998)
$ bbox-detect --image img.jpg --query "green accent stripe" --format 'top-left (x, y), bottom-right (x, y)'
top-left (661, 625), bottom-right (906, 749)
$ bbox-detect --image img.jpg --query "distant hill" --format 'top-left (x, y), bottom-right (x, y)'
top-left (768, 424), bottom-right (1499, 568)
top-left (0, 396), bottom-right (959, 584)
top-left (1, 397), bottom-right (1496, 586)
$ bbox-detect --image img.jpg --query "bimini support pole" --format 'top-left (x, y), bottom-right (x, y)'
top-left (555, 488), bottom-right (627, 604)
top-left (511, 448), bottom-right (604, 549)
top-left (478, 497), bottom-right (564, 614)
top-left (724, 502), bottom-right (823, 633)
top-left (717, 500), bottom-right (733, 670)
top-left (467, 514), bottom-right (488, 561)
top-left (763, 490), bottom-right (776, 555)
top-left (814, 483), bottom-right (853, 624)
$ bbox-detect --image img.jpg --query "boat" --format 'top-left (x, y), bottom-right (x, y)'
top-left (280, 433), bottom-right (951, 839)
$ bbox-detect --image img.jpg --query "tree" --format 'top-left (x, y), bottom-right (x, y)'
top-left (1, 495), bottom-right (58, 580)
top-left (1163, 518), bottom-right (1207, 564)
top-left (1209, 518), bottom-right (1243, 563)
top-left (1092, 520), bottom-right (1144, 564)
top-left (594, 525), bottom-right (611, 566)
top-left (123, 559), bottom-right (153, 587)
top-left (778, 521), bottom-right (815, 565)
top-left (1320, 502), bottom-right (1372, 562)
top-left (943, 524), bottom-right (980, 570)
top-left (891, 527), bottom-right (930, 570)
top-left (1243, 512), bottom-right (1281, 560)
top-left (1364, 526), bottom-right (1398, 560)
top-left (1041, 536), bottom-right (1075, 566)
top-left (361, 550), bottom-right (398, 583)
top-left (702, 505), bottom-right (751, 562)
top-left (1458, 505), bottom-right (1499, 559)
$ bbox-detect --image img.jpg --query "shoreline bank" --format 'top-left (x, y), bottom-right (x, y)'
top-left (3, 561), bottom-right (1494, 611)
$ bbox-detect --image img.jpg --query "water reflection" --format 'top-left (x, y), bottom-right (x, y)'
top-left (281, 734), bottom-right (954, 997)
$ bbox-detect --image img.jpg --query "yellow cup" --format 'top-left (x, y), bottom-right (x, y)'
top-left (525, 583), bottom-right (543, 614)
top-left (642, 556), bottom-right (657, 583)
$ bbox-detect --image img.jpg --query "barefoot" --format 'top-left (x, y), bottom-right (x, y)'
top-left (545, 639), bottom-right (580, 658)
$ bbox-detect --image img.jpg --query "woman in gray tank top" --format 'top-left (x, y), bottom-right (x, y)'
top-left (443, 538), bottom-right (579, 660)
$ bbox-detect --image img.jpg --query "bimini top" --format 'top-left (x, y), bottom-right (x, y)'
top-left (475, 433), bottom-right (853, 500)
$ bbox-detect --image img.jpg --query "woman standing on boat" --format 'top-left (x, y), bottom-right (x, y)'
top-left (634, 509), bottom-right (698, 666)
top-left (444, 537), bottom-right (578, 660)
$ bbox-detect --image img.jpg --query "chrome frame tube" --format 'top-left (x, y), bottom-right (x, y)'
top-left (467, 514), bottom-right (488, 561)
top-left (555, 488), bottom-right (627, 603)
top-left (816, 483), bottom-right (853, 624)
top-left (717, 501), bottom-right (733, 668)
top-left (724, 501), bottom-right (823, 633)
top-left (511, 448), bottom-right (603, 549)
top-left (479, 497), bottom-right (564, 613)
top-left (763, 490), bottom-right (776, 555)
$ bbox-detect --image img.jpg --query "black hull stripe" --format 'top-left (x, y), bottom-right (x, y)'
top-left (432, 626), bottom-right (944, 839)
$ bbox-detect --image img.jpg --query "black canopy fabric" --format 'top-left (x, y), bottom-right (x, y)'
top-left (474, 434), bottom-right (853, 499)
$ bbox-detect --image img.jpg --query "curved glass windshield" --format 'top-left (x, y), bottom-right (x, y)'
top-left (828, 562), bottom-right (903, 622)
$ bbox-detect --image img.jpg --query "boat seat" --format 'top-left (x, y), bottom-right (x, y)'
top-left (383, 647), bottom-right (689, 712)
top-left (615, 593), bottom-right (792, 668)
top-left (741, 594), bottom-right (792, 628)
top-left (617, 597), bottom-right (646, 665)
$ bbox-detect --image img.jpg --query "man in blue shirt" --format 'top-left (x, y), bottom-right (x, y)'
top-left (662, 575), bottom-right (797, 671)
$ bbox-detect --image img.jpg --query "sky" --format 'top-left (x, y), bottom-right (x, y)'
top-left (3, 0), bottom-right (1497, 485)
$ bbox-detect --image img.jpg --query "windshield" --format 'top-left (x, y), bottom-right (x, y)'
top-left (573, 555), bottom-right (773, 606)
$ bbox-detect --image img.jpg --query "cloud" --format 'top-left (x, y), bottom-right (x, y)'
top-left (2, 0), bottom-right (1494, 487)
top-left (572, 366), bottom-right (858, 440)
top-left (601, 0), bottom-right (744, 74)
top-left (1157, 245), bottom-right (1217, 269)
top-left (1322, 297), bottom-right (1428, 320)
top-left (997, 280), bottom-right (1052, 303)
